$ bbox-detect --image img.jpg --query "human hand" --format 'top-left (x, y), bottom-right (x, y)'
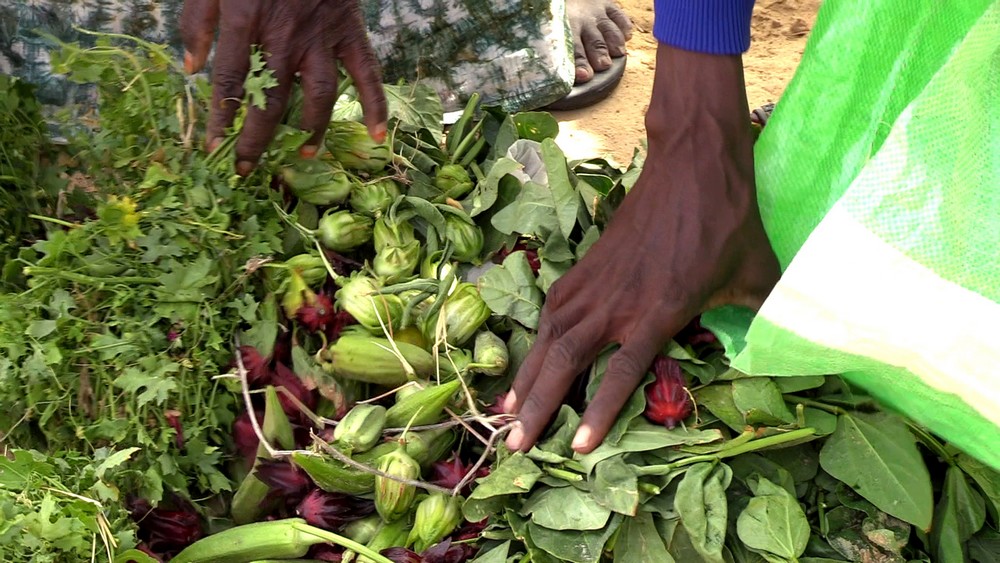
top-left (180, 0), bottom-right (388, 175)
top-left (503, 44), bottom-right (781, 454)
top-left (565, 0), bottom-right (633, 84)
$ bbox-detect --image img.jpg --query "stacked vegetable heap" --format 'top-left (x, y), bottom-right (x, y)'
top-left (1, 32), bottom-right (998, 563)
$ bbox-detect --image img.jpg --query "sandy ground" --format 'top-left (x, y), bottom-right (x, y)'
top-left (553, 0), bottom-right (823, 164)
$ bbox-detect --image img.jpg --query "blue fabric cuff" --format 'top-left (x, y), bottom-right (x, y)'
top-left (653, 0), bottom-right (757, 55)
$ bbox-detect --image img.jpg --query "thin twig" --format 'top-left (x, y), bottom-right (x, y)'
top-left (453, 422), bottom-right (515, 495)
top-left (233, 338), bottom-right (300, 459)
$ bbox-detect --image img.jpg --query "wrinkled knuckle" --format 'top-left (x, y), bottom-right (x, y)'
top-left (547, 339), bottom-right (578, 368)
top-left (607, 352), bottom-right (644, 380)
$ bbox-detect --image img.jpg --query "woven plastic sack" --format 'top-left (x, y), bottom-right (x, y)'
top-left (704, 0), bottom-right (1000, 470)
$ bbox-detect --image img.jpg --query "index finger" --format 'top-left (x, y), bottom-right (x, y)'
top-left (180, 0), bottom-right (221, 73)
top-left (336, 4), bottom-right (388, 142)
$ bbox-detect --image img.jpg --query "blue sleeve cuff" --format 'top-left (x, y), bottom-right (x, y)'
top-left (653, 0), bottom-right (757, 55)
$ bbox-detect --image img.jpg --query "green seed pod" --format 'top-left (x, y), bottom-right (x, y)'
top-left (373, 216), bottom-right (417, 253)
top-left (473, 330), bottom-right (509, 376)
top-left (443, 213), bottom-right (484, 264)
top-left (419, 250), bottom-right (458, 283)
top-left (407, 493), bottom-right (463, 552)
top-left (280, 157), bottom-right (353, 206)
top-left (395, 380), bottom-right (430, 403)
top-left (441, 348), bottom-right (473, 378)
top-left (358, 518), bottom-right (411, 563)
top-left (326, 120), bottom-right (391, 172)
top-left (373, 240), bottom-right (421, 284)
top-left (333, 404), bottom-right (386, 453)
top-left (375, 449), bottom-right (421, 522)
top-left (316, 210), bottom-right (374, 253)
top-left (342, 514), bottom-right (381, 545)
top-left (321, 334), bottom-right (437, 386)
top-left (384, 379), bottom-right (462, 428)
top-left (283, 253), bottom-right (328, 287)
top-left (433, 164), bottom-right (474, 200)
top-left (402, 427), bottom-right (457, 467)
top-left (335, 274), bottom-right (405, 333)
top-left (423, 283), bottom-right (491, 347)
top-left (350, 177), bottom-right (402, 217)
top-left (281, 268), bottom-right (311, 319)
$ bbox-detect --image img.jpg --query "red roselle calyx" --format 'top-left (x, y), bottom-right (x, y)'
top-left (164, 409), bottom-right (184, 450)
top-left (422, 538), bottom-right (477, 563)
top-left (233, 345), bottom-right (270, 386)
top-left (254, 459), bottom-right (314, 499)
top-left (380, 547), bottom-right (422, 563)
top-left (296, 489), bottom-right (376, 531)
top-left (272, 361), bottom-right (317, 419)
top-left (298, 292), bottom-right (337, 332)
top-left (644, 355), bottom-right (693, 429)
top-left (430, 454), bottom-right (488, 493)
top-left (233, 409), bottom-right (262, 466)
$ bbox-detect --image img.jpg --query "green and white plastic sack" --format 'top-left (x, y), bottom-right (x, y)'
top-left (705, 0), bottom-right (1000, 470)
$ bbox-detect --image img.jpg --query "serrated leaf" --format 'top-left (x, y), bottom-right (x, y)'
top-left (114, 364), bottom-right (179, 406)
top-left (819, 412), bottom-right (933, 530)
top-left (95, 447), bottom-right (140, 479)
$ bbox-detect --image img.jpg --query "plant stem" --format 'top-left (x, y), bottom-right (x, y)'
top-left (543, 467), bottom-right (583, 482)
top-left (906, 421), bottom-right (954, 464)
top-left (636, 427), bottom-right (818, 475)
top-left (22, 267), bottom-right (158, 285)
top-left (28, 214), bottom-right (80, 229)
top-left (783, 395), bottom-right (848, 415)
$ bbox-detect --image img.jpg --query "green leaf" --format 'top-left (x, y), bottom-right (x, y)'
top-left (674, 462), bottom-right (732, 563)
top-left (478, 251), bottom-right (543, 329)
top-left (540, 139), bottom-right (581, 240)
top-left (732, 378), bottom-right (795, 426)
top-left (241, 293), bottom-right (278, 359)
top-left (469, 541), bottom-right (511, 563)
top-left (736, 476), bottom-right (810, 559)
top-left (774, 375), bottom-right (826, 394)
top-left (818, 412), bottom-right (933, 529)
top-left (522, 486), bottom-right (611, 530)
top-left (513, 112), bottom-right (560, 142)
top-left (26, 319), bottom-right (57, 339)
top-left (527, 513), bottom-right (623, 563)
top-left (156, 254), bottom-right (218, 300)
top-left (614, 511), bottom-right (674, 563)
top-left (468, 453), bottom-right (544, 500)
top-left (577, 419), bottom-right (723, 473)
top-left (730, 454), bottom-right (797, 497)
top-left (114, 364), bottom-right (179, 407)
top-left (466, 158), bottom-right (523, 217)
top-left (694, 383), bottom-right (746, 432)
top-left (822, 505), bottom-right (909, 562)
top-left (534, 405), bottom-right (580, 460)
top-left (931, 466), bottom-right (987, 563)
top-left (968, 528), bottom-right (1000, 563)
top-left (592, 457), bottom-right (640, 516)
top-left (956, 453), bottom-right (1000, 524)
top-left (95, 447), bottom-right (140, 479)
top-left (490, 181), bottom-right (560, 237)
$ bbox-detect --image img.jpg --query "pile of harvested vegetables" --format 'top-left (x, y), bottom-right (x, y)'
top-left (1, 33), bottom-right (998, 563)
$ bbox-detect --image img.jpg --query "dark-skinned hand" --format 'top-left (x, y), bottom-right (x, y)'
top-left (566, 0), bottom-right (633, 84)
top-left (180, 0), bottom-right (388, 175)
top-left (504, 44), bottom-right (782, 454)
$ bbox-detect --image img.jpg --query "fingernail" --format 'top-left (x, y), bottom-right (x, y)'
top-left (502, 391), bottom-right (517, 413)
top-left (370, 122), bottom-right (387, 144)
top-left (598, 56), bottom-right (612, 68)
top-left (184, 51), bottom-right (195, 74)
top-left (299, 145), bottom-right (318, 159)
top-left (571, 425), bottom-right (591, 451)
top-left (207, 137), bottom-right (223, 153)
top-left (236, 160), bottom-right (254, 177)
top-left (506, 423), bottom-right (524, 451)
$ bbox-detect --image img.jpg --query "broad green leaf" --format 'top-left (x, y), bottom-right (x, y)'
top-left (819, 412), bottom-right (933, 529)
top-left (956, 453), bottom-right (1000, 524)
top-left (490, 181), bottom-right (560, 237)
top-left (803, 408), bottom-right (838, 436)
top-left (694, 383), bottom-right (746, 432)
top-left (614, 511), bottom-right (674, 563)
top-left (527, 513), bottom-right (623, 563)
top-left (513, 112), bottom-right (560, 142)
top-left (577, 419), bottom-right (723, 473)
top-left (540, 139), bottom-right (581, 240)
top-left (675, 462), bottom-right (732, 563)
top-left (732, 378), bottom-right (795, 426)
top-left (931, 466), bottom-right (987, 563)
top-left (968, 528), bottom-right (1000, 563)
top-left (737, 477), bottom-right (809, 559)
top-left (478, 251), bottom-right (543, 329)
top-left (774, 375), bottom-right (826, 394)
top-left (765, 444), bottom-right (820, 485)
top-left (507, 509), bottom-right (561, 563)
top-left (535, 405), bottom-right (580, 459)
top-left (537, 258), bottom-right (572, 294)
top-left (730, 454), bottom-right (797, 497)
top-left (469, 541), bottom-right (511, 563)
top-left (466, 157), bottom-right (523, 217)
top-left (592, 457), bottom-right (640, 516)
top-left (522, 486), bottom-right (611, 530)
top-left (384, 82), bottom-right (445, 141)
top-left (468, 453), bottom-right (544, 500)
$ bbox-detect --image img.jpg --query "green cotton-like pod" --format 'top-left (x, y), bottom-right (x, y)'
top-left (316, 210), bottom-right (373, 253)
top-left (333, 404), bottom-right (386, 454)
top-left (326, 120), bottom-right (391, 172)
top-left (280, 157), bottom-right (353, 206)
top-left (373, 216), bottom-right (417, 253)
top-left (419, 250), bottom-right (458, 282)
top-left (280, 268), bottom-right (312, 319)
top-left (374, 449), bottom-right (421, 522)
top-left (335, 274), bottom-right (405, 333)
top-left (423, 282), bottom-right (491, 347)
top-left (473, 330), bottom-right (509, 376)
top-left (443, 213), bottom-right (484, 264)
top-left (433, 164), bottom-right (474, 200)
top-left (282, 253), bottom-right (328, 287)
top-left (407, 493), bottom-right (463, 552)
top-left (350, 177), bottom-right (402, 217)
top-left (373, 240), bottom-right (421, 284)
